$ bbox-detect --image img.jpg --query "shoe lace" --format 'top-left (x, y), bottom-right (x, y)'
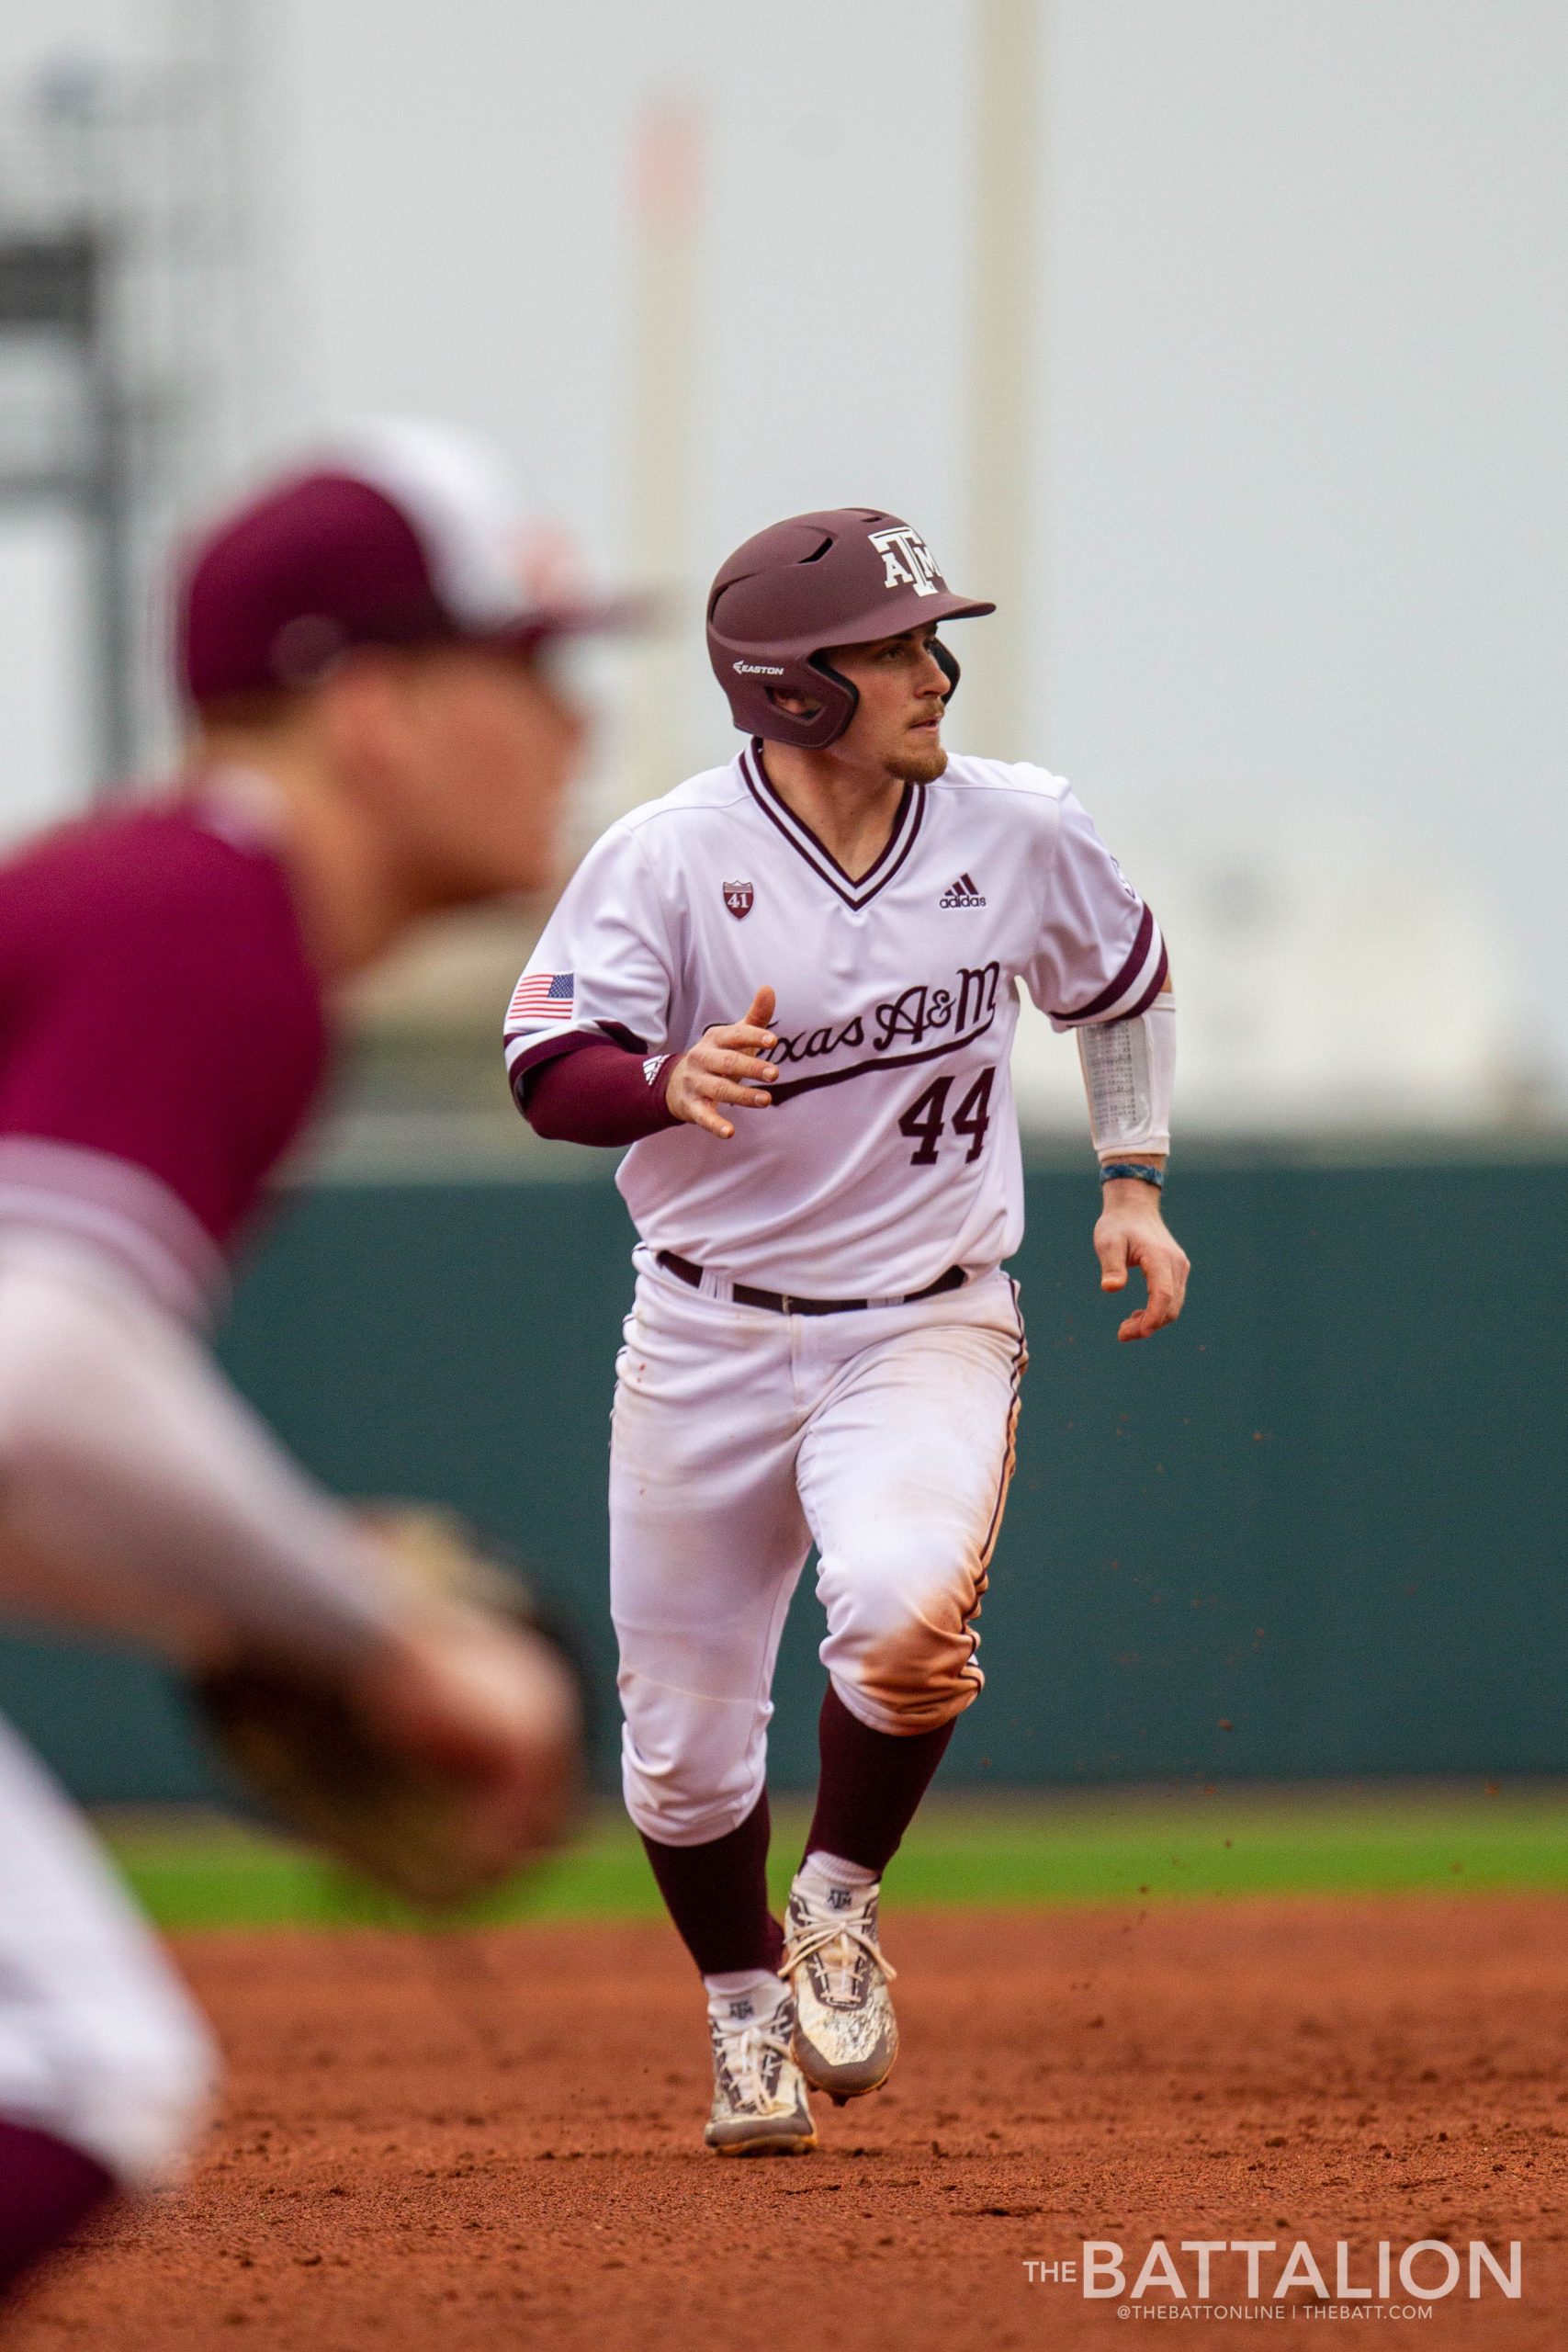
top-left (783, 1916), bottom-right (897, 2006)
top-left (716, 2012), bottom-right (793, 2108)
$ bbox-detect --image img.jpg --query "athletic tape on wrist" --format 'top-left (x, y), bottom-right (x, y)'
top-left (1077, 996), bottom-right (1174, 1157)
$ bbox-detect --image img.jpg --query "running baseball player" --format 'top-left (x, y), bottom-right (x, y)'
top-left (0, 421), bottom-right (631, 2291)
top-left (505, 508), bottom-right (1187, 2154)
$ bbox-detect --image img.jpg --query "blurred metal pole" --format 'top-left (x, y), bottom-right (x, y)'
top-left (0, 229), bottom-right (132, 785)
top-left (85, 237), bottom-right (138, 785)
top-left (962, 0), bottom-right (1045, 762)
top-left (618, 97), bottom-right (703, 814)
top-left (0, 6), bottom-right (250, 790)
top-left (190, 0), bottom-right (284, 465)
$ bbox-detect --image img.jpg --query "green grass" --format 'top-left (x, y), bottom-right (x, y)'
top-left (97, 1782), bottom-right (1568, 1934)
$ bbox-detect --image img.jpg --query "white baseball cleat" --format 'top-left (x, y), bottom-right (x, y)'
top-left (783, 1871), bottom-right (899, 2104)
top-left (704, 1987), bottom-right (818, 2155)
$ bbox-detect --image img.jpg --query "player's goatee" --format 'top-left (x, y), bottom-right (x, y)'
top-left (888, 741), bottom-right (949, 785)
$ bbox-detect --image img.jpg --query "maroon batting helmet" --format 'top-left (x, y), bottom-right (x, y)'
top-left (705, 508), bottom-right (995, 751)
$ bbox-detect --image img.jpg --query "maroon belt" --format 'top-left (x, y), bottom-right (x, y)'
top-left (655, 1250), bottom-right (966, 1317)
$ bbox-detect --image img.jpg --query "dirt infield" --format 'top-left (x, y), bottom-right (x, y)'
top-left (8, 1895), bottom-right (1564, 2350)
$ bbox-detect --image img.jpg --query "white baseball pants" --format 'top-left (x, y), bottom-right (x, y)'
top-left (610, 1255), bottom-right (1026, 1847)
top-left (0, 1712), bottom-right (215, 2188)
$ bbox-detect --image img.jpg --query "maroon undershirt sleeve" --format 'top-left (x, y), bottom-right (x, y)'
top-left (515, 1035), bottom-right (681, 1148)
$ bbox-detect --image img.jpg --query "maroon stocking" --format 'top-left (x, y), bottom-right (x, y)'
top-left (805, 1683), bottom-right (956, 1874)
top-left (0, 2119), bottom-right (115, 2292)
top-left (640, 1790), bottom-right (784, 1975)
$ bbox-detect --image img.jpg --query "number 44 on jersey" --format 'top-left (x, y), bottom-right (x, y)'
top-left (897, 1067), bottom-right (996, 1166)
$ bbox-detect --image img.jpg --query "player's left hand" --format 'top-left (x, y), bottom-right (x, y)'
top-left (1094, 1179), bottom-right (1190, 1342)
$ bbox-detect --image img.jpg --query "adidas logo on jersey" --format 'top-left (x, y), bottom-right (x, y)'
top-left (939, 872), bottom-right (987, 909)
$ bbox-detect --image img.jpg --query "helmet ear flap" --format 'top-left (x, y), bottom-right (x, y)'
top-left (805, 655), bottom-right (859, 747)
top-left (931, 638), bottom-right (960, 699)
top-left (751, 654), bottom-right (856, 749)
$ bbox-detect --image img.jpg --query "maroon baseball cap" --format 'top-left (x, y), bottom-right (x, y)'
top-left (176, 419), bottom-right (640, 706)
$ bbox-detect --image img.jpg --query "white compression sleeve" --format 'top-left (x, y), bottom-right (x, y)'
top-left (1076, 995), bottom-right (1175, 1158)
top-left (0, 1236), bottom-right (397, 1666)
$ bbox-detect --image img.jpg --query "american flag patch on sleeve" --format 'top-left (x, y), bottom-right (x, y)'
top-left (505, 970), bottom-right (576, 1031)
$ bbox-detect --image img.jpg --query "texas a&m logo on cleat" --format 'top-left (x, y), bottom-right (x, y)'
top-left (723, 879), bottom-right (754, 920)
top-left (939, 873), bottom-right (987, 909)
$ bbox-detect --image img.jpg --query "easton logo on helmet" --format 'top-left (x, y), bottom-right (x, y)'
top-left (869, 525), bottom-right (943, 597)
top-left (723, 880), bottom-right (755, 920)
top-left (734, 660), bottom-right (784, 675)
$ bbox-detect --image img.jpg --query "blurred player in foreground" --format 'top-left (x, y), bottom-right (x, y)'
top-left (505, 508), bottom-right (1188, 2153)
top-left (0, 422), bottom-right (626, 2291)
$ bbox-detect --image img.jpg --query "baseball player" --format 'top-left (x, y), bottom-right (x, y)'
top-left (506, 508), bottom-right (1187, 2154)
top-left (0, 421), bottom-right (630, 2291)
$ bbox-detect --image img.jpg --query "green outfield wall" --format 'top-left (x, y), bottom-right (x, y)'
top-left (1, 1151), bottom-right (1562, 1803)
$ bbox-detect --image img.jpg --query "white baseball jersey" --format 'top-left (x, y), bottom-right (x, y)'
top-left (505, 745), bottom-right (1165, 1298)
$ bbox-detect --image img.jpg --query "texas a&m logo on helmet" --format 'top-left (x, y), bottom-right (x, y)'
top-left (723, 879), bottom-right (754, 920)
top-left (868, 525), bottom-right (944, 597)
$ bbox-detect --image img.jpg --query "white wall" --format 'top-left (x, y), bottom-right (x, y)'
top-left (1041, 1), bottom-right (1565, 1107)
top-left (0, 0), bottom-right (1562, 1109)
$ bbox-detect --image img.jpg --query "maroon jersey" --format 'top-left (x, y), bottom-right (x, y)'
top-left (0, 789), bottom-right (326, 1319)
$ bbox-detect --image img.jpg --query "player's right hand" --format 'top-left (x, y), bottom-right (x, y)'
top-left (664, 986), bottom-right (780, 1139)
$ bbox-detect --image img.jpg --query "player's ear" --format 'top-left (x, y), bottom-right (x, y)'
top-left (317, 650), bottom-right (411, 784)
top-left (767, 687), bottom-right (823, 720)
top-left (931, 639), bottom-right (960, 699)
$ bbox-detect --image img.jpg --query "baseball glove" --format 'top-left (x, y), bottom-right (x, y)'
top-left (194, 1504), bottom-right (590, 1909)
